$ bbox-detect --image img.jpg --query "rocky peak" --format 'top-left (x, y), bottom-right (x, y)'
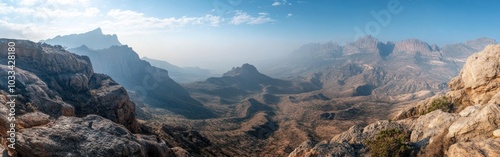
top-left (223, 63), bottom-right (260, 77)
top-left (343, 35), bottom-right (381, 54)
top-left (355, 35), bottom-right (379, 46)
top-left (393, 39), bottom-right (435, 53)
top-left (89, 27), bottom-right (103, 35)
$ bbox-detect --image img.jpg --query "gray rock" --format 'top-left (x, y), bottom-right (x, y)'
top-left (16, 115), bottom-right (174, 157)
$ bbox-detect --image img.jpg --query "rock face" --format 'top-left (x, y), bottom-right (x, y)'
top-left (0, 39), bottom-right (185, 156)
top-left (289, 44), bottom-right (500, 157)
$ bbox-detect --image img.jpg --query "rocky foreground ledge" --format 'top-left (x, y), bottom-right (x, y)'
top-left (289, 44), bottom-right (500, 157)
top-left (0, 39), bottom-right (185, 156)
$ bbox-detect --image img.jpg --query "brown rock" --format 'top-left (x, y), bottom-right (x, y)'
top-left (16, 112), bottom-right (51, 128)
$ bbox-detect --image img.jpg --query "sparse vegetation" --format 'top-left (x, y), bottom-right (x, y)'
top-left (367, 128), bottom-right (411, 157)
top-left (423, 96), bottom-right (454, 114)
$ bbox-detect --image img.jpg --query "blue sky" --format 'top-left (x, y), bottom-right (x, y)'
top-left (1, 0), bottom-right (499, 71)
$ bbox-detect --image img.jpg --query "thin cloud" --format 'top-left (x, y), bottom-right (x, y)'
top-left (272, 0), bottom-right (291, 6)
top-left (106, 9), bottom-right (222, 29)
top-left (230, 10), bottom-right (274, 25)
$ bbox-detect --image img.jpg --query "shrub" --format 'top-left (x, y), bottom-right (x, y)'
top-left (423, 96), bottom-right (454, 114)
top-left (367, 128), bottom-right (411, 157)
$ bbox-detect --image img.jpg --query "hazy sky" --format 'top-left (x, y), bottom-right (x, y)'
top-left (1, 0), bottom-right (499, 71)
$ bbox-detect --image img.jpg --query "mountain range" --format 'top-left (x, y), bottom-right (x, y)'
top-left (264, 36), bottom-right (496, 101)
top-left (2, 28), bottom-right (498, 156)
top-left (41, 28), bottom-right (122, 50)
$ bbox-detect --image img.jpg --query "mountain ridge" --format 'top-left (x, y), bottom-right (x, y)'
top-left (41, 28), bottom-right (122, 50)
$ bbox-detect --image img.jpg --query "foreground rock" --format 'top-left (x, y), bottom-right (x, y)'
top-left (289, 44), bottom-right (500, 157)
top-left (0, 39), bottom-right (138, 132)
top-left (0, 39), bottom-right (185, 156)
top-left (17, 115), bottom-right (174, 157)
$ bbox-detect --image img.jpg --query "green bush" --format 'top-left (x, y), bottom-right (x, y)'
top-left (424, 96), bottom-right (454, 114)
top-left (367, 128), bottom-right (411, 157)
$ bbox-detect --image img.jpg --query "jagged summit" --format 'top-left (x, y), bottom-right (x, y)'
top-left (223, 63), bottom-right (260, 77)
top-left (41, 28), bottom-right (122, 50)
top-left (89, 27), bottom-right (103, 34)
top-left (393, 38), bottom-right (436, 53)
top-left (344, 35), bottom-right (381, 54)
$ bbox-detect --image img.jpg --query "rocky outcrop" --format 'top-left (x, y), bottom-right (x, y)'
top-left (16, 115), bottom-right (174, 157)
top-left (448, 45), bottom-right (500, 108)
top-left (289, 44), bottom-right (500, 157)
top-left (0, 40), bottom-right (138, 132)
top-left (0, 39), bottom-right (187, 156)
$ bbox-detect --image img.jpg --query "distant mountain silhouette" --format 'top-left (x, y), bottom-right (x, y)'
top-left (41, 27), bottom-right (122, 50)
top-left (142, 57), bottom-right (213, 83)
